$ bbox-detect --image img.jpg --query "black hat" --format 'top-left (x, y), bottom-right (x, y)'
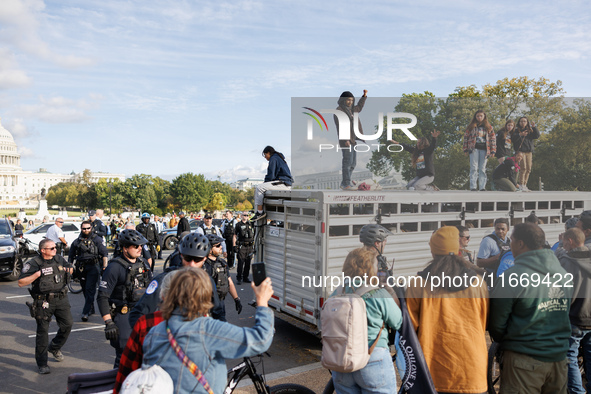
top-left (204, 213), bottom-right (213, 219)
top-left (340, 91), bottom-right (354, 98)
top-left (88, 210), bottom-right (96, 216)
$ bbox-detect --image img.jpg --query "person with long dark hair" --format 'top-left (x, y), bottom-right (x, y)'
top-left (463, 110), bottom-right (496, 191)
top-left (390, 130), bottom-right (440, 190)
top-left (495, 119), bottom-right (515, 164)
top-left (406, 226), bottom-right (489, 393)
top-left (335, 90), bottom-right (367, 190)
top-left (511, 116), bottom-right (540, 191)
top-left (253, 146), bottom-right (293, 221)
top-left (492, 151), bottom-right (524, 192)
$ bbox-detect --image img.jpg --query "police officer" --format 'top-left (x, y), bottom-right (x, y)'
top-left (18, 239), bottom-right (73, 374)
top-left (204, 234), bottom-right (242, 321)
top-left (221, 210), bottom-right (237, 268)
top-left (68, 220), bottom-right (108, 322)
top-left (97, 229), bottom-right (152, 368)
top-left (88, 210), bottom-right (108, 240)
top-left (196, 213), bottom-right (227, 255)
top-left (128, 232), bottom-right (224, 329)
top-left (136, 212), bottom-right (159, 271)
top-left (113, 222), bottom-right (153, 270)
top-left (233, 212), bottom-right (255, 284)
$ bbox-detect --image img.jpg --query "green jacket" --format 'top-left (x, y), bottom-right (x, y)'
top-left (489, 248), bottom-right (572, 362)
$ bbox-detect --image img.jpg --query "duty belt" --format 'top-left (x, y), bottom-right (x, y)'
top-left (239, 242), bottom-right (254, 246)
top-left (32, 290), bottom-right (67, 300)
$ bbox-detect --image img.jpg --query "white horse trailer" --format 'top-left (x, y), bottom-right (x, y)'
top-left (256, 189), bottom-right (591, 334)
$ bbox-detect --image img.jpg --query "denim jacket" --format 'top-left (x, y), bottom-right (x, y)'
top-left (142, 307), bottom-right (274, 394)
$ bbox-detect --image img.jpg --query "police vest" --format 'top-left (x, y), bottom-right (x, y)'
top-left (137, 223), bottom-right (157, 243)
top-left (223, 219), bottom-right (235, 239)
top-left (111, 257), bottom-right (152, 304)
top-left (76, 236), bottom-right (99, 263)
top-left (205, 258), bottom-right (229, 299)
top-left (236, 222), bottom-right (254, 243)
top-left (485, 234), bottom-right (511, 257)
top-left (200, 224), bottom-right (219, 236)
top-left (33, 256), bottom-right (67, 294)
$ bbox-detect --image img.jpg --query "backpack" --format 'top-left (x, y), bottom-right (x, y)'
top-left (321, 285), bottom-right (384, 373)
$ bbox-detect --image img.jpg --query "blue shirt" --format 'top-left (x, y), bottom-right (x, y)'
top-left (143, 307), bottom-right (274, 394)
top-left (477, 233), bottom-right (509, 259)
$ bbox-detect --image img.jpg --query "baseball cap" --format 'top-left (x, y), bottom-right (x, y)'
top-left (204, 213), bottom-right (213, 219)
top-left (88, 210), bottom-right (96, 216)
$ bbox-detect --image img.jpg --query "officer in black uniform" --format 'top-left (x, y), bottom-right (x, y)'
top-left (204, 234), bottom-right (242, 321)
top-left (233, 212), bottom-right (255, 285)
top-left (128, 232), bottom-right (224, 329)
top-left (221, 210), bottom-right (237, 268)
top-left (112, 222), bottom-right (153, 268)
top-left (97, 229), bottom-right (152, 368)
top-left (18, 239), bottom-right (73, 374)
top-left (136, 212), bottom-right (159, 271)
top-left (88, 210), bottom-right (107, 239)
top-left (68, 220), bottom-right (108, 322)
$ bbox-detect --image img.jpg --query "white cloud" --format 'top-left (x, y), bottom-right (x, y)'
top-left (0, 0), bottom-right (94, 68)
top-left (0, 49), bottom-right (30, 89)
top-left (17, 145), bottom-right (35, 157)
top-left (13, 95), bottom-right (101, 123)
top-left (4, 117), bottom-right (34, 139)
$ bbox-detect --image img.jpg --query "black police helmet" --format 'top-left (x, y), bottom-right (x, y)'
top-left (359, 224), bottom-right (392, 246)
top-left (179, 233), bottom-right (210, 258)
top-left (206, 234), bottom-right (225, 246)
top-left (118, 229), bottom-right (148, 247)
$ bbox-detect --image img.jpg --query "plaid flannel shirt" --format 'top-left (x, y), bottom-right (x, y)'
top-left (114, 311), bottom-right (164, 394)
top-left (463, 126), bottom-right (496, 157)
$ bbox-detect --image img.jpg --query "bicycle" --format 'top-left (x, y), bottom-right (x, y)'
top-left (225, 353), bottom-right (314, 394)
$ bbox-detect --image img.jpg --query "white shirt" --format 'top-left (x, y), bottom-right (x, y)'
top-left (45, 224), bottom-right (65, 244)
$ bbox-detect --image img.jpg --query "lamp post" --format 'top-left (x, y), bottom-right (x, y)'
top-left (108, 181), bottom-right (112, 216)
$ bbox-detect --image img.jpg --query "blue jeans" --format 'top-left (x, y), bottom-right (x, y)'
top-left (341, 147), bottom-right (357, 188)
top-left (332, 347), bottom-right (396, 394)
top-left (567, 325), bottom-right (591, 394)
top-left (469, 149), bottom-right (487, 190)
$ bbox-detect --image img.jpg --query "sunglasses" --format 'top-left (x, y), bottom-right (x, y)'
top-left (127, 245), bottom-right (142, 249)
top-left (43, 247), bottom-right (57, 251)
top-left (81, 227), bottom-right (92, 230)
top-left (57, 221), bottom-right (64, 224)
top-left (213, 244), bottom-right (222, 248)
top-left (462, 236), bottom-right (470, 240)
top-left (183, 255), bottom-right (203, 263)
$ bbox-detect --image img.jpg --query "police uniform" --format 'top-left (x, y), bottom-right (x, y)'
top-left (68, 234), bottom-right (108, 317)
top-left (196, 224), bottom-right (227, 253)
top-left (112, 240), bottom-right (152, 262)
top-left (136, 221), bottom-right (159, 270)
top-left (20, 255), bottom-right (73, 369)
top-left (204, 256), bottom-right (231, 321)
top-left (222, 217), bottom-right (237, 268)
top-left (97, 255), bottom-right (152, 368)
top-left (91, 219), bottom-right (107, 239)
top-left (235, 220), bottom-right (255, 282)
top-left (128, 265), bottom-right (224, 329)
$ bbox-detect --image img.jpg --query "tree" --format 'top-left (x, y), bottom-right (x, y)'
top-left (205, 192), bottom-right (227, 212)
top-left (170, 173), bottom-right (212, 211)
top-left (46, 182), bottom-right (88, 207)
top-left (123, 174), bottom-right (159, 213)
top-left (532, 99), bottom-right (591, 191)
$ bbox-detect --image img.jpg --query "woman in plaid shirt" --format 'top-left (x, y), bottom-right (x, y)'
top-left (463, 110), bottom-right (496, 191)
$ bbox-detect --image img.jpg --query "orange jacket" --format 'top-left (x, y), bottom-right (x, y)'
top-left (407, 279), bottom-right (489, 393)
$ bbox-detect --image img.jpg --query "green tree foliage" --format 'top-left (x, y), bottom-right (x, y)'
top-left (124, 174), bottom-right (159, 213)
top-left (170, 173), bottom-right (211, 211)
top-left (47, 182), bottom-right (87, 207)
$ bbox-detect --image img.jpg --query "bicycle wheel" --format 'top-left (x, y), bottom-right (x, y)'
top-left (487, 341), bottom-right (501, 394)
top-left (269, 383), bottom-right (315, 394)
top-left (68, 274), bottom-right (83, 294)
top-left (321, 377), bottom-right (334, 394)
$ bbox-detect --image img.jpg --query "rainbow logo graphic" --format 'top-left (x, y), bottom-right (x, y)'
top-left (302, 107), bottom-right (329, 139)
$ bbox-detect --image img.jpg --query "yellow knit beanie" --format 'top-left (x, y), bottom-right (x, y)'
top-left (429, 226), bottom-right (460, 256)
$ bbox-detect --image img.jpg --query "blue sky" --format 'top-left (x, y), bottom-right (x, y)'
top-left (0, 0), bottom-right (589, 182)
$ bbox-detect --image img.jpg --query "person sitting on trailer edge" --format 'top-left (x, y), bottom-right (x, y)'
top-left (253, 146), bottom-right (293, 222)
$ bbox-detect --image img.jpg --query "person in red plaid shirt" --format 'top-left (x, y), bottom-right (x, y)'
top-left (114, 270), bottom-right (178, 393)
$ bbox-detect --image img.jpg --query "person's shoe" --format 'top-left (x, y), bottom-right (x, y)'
top-left (340, 185), bottom-right (354, 190)
top-left (236, 279), bottom-right (242, 285)
top-left (251, 211), bottom-right (267, 222)
top-left (522, 185), bottom-right (530, 192)
top-left (479, 189), bottom-right (486, 191)
top-left (242, 278), bottom-right (251, 283)
top-left (49, 348), bottom-right (64, 362)
top-left (38, 366), bottom-right (50, 374)
top-left (470, 189), bottom-right (477, 191)
top-left (81, 314), bottom-right (88, 322)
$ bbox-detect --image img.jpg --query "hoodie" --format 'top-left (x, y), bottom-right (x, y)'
top-left (559, 246), bottom-right (591, 327)
top-left (489, 248), bottom-right (572, 362)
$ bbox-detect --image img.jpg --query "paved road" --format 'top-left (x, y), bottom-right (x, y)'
top-left (0, 251), bottom-right (321, 394)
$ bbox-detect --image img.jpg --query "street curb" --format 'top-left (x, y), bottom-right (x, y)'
top-left (236, 362), bottom-right (323, 388)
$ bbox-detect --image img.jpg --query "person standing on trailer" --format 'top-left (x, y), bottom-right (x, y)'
top-left (511, 116), bottom-right (540, 191)
top-left (463, 110), bottom-right (496, 191)
top-left (335, 90), bottom-right (367, 190)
